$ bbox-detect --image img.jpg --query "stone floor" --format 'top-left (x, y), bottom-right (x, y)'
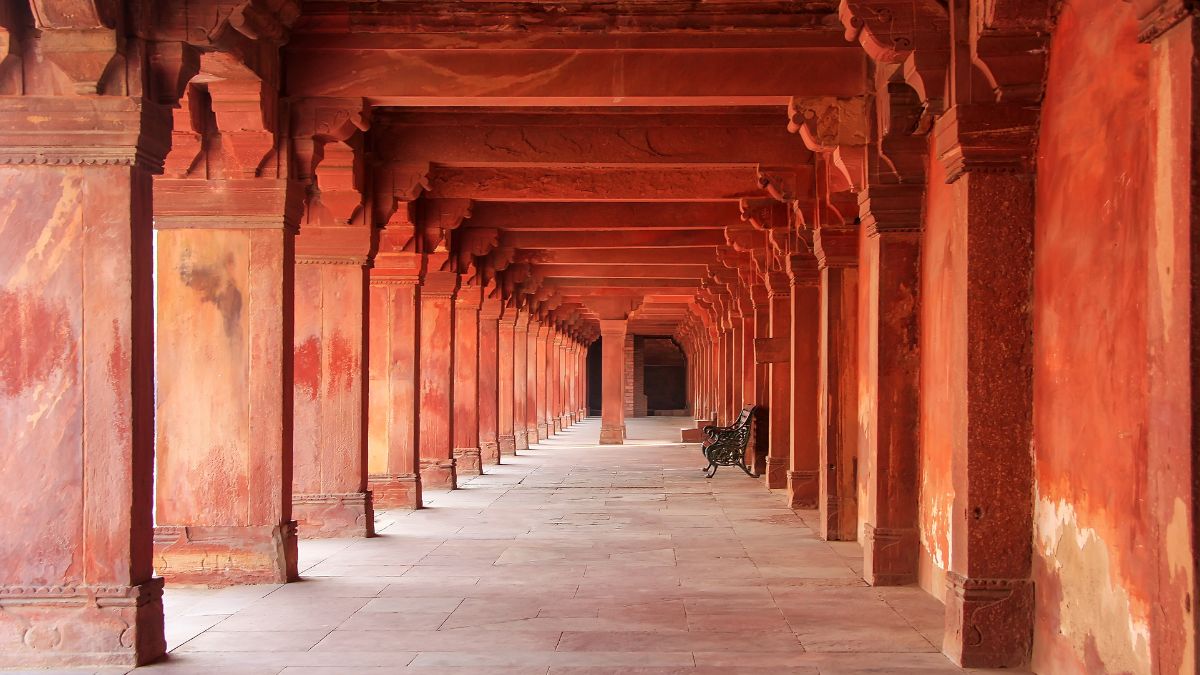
top-left (26, 416), bottom-right (1020, 675)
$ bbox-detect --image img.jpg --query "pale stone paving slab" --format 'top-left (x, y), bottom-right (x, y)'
top-left (133, 416), bottom-right (1020, 675)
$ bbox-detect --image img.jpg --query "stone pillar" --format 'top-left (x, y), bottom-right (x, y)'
top-left (419, 269), bottom-right (459, 490)
top-left (478, 296), bottom-right (502, 464)
top-left (0, 93), bottom-right (170, 666)
top-left (551, 331), bottom-right (564, 432)
top-left (858, 186), bottom-right (922, 585)
top-left (537, 324), bottom-right (549, 439)
top-left (740, 313), bottom-right (756, 410)
top-left (154, 178), bottom-right (301, 585)
top-left (750, 285), bottom-right (771, 475)
top-left (936, 106), bottom-right (1035, 668)
top-left (816, 227), bottom-right (860, 541)
top-left (513, 310), bottom-right (531, 450)
top-left (788, 251), bottom-right (821, 509)
top-left (292, 235), bottom-right (374, 539)
top-left (498, 308), bottom-right (519, 455)
top-left (453, 282), bottom-right (482, 475)
top-left (624, 334), bottom-right (636, 416)
top-left (600, 320), bottom-right (629, 444)
top-left (525, 318), bottom-right (541, 445)
top-left (367, 268), bottom-right (422, 509)
top-left (765, 273), bottom-right (791, 490)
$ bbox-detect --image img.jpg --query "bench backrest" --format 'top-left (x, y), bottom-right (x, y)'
top-left (733, 405), bottom-right (755, 429)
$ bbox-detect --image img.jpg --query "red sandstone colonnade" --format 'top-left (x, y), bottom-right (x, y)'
top-left (1, 0), bottom-right (1199, 673)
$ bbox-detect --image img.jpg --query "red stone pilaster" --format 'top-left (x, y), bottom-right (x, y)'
top-left (367, 268), bottom-right (422, 509)
top-left (292, 234), bottom-right (374, 539)
top-left (816, 227), bottom-right (860, 541)
top-left (478, 296), bottom-right (502, 464)
top-left (935, 107), bottom-right (1036, 668)
top-left (452, 281), bottom-right (483, 475)
top-left (788, 251), bottom-right (821, 509)
top-left (513, 310), bottom-right (531, 450)
top-left (498, 307), bottom-right (519, 455)
top-left (551, 330), bottom-right (564, 432)
top-left (418, 267), bottom-right (460, 489)
top-left (764, 272), bottom-right (791, 490)
top-left (750, 284), bottom-right (771, 475)
top-left (536, 323), bottom-right (550, 439)
top-left (0, 92), bottom-right (171, 666)
top-left (600, 320), bottom-right (629, 443)
top-left (154, 177), bottom-right (302, 584)
top-left (525, 318), bottom-right (541, 444)
top-left (858, 186), bottom-right (922, 585)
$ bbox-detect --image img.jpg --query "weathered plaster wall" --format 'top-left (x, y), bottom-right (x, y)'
top-left (917, 152), bottom-right (960, 601)
top-left (1032, 0), bottom-right (1195, 672)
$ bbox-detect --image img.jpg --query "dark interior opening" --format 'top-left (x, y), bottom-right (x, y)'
top-left (641, 336), bottom-right (688, 415)
top-left (586, 340), bottom-right (602, 416)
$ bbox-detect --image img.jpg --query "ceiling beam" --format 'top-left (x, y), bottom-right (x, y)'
top-left (428, 166), bottom-right (799, 201)
top-left (465, 202), bottom-right (739, 231)
top-left (502, 229), bottom-right (726, 249)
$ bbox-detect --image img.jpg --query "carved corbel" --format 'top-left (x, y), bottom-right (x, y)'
top-left (839, 0), bottom-right (949, 109)
top-left (787, 96), bottom-right (870, 193)
top-left (1135, 0), bottom-right (1198, 40)
top-left (291, 97), bottom-right (368, 183)
top-left (739, 198), bottom-right (790, 232)
top-left (970, 0), bottom-right (1053, 103)
top-left (453, 227), bottom-right (500, 279)
top-left (755, 166), bottom-right (802, 202)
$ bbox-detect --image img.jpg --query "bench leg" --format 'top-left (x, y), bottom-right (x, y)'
top-left (705, 463), bottom-right (718, 479)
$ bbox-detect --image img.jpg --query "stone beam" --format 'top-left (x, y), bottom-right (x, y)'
top-left (463, 202), bottom-right (740, 231)
top-left (533, 248), bottom-right (720, 265)
top-left (376, 113), bottom-right (812, 166)
top-left (427, 166), bottom-right (802, 201)
top-left (533, 264), bottom-right (709, 279)
top-left (502, 230), bottom-right (727, 249)
top-left (286, 46), bottom-right (868, 104)
top-left (556, 279), bottom-right (700, 289)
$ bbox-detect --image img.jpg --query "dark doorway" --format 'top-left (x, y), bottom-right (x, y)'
top-left (587, 340), bottom-right (602, 416)
top-left (642, 337), bottom-right (688, 415)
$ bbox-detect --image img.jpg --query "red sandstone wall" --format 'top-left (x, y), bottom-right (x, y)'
top-left (1031, 1), bottom-right (1195, 672)
top-left (917, 151), bottom-right (960, 602)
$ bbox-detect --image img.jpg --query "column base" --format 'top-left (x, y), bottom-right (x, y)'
top-left (0, 578), bottom-right (166, 668)
top-left (943, 572), bottom-right (1033, 668)
top-left (787, 470), bottom-right (819, 508)
top-left (819, 496), bottom-right (856, 542)
top-left (537, 422), bottom-right (549, 440)
top-left (862, 524), bottom-right (919, 586)
top-left (153, 522), bottom-right (298, 587)
top-left (526, 426), bottom-right (540, 445)
top-left (419, 457), bottom-right (457, 490)
top-left (293, 491), bottom-right (375, 539)
top-left (498, 434), bottom-right (517, 455)
top-left (553, 418), bottom-right (563, 433)
top-left (681, 427), bottom-right (706, 442)
top-left (453, 447), bottom-right (483, 476)
top-left (480, 440), bottom-right (500, 464)
top-left (515, 430), bottom-right (529, 450)
top-left (368, 474), bottom-right (422, 509)
top-left (577, 408), bottom-right (586, 420)
top-left (764, 456), bottom-right (788, 490)
top-left (599, 425), bottom-right (626, 444)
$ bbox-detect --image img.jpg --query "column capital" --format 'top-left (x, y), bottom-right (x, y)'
top-left (859, 184), bottom-right (924, 237)
top-left (599, 319), bottom-right (628, 337)
top-left (154, 178), bottom-right (305, 231)
top-left (814, 227), bottom-right (859, 270)
top-left (0, 97), bottom-right (172, 171)
top-left (934, 103), bottom-right (1039, 184)
top-left (420, 269), bottom-right (460, 298)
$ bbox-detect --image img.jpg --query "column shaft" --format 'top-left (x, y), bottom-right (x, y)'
top-left (154, 179), bottom-right (301, 585)
top-left (452, 283), bottom-right (482, 475)
top-left (525, 320), bottom-right (540, 444)
top-left (513, 312), bottom-right (530, 450)
top-left (0, 101), bottom-right (169, 666)
top-left (788, 256), bottom-right (821, 509)
top-left (497, 309), bottom-right (518, 454)
top-left (600, 321), bottom-right (628, 444)
top-left (418, 271), bottom-right (458, 489)
top-left (765, 282), bottom-right (791, 490)
top-left (478, 298), bottom-right (502, 464)
top-left (367, 275), bottom-right (422, 509)
top-left (292, 249), bottom-right (373, 538)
